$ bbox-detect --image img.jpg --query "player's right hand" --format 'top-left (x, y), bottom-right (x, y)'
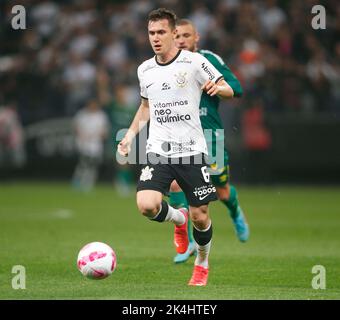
top-left (117, 136), bottom-right (132, 157)
top-left (201, 80), bottom-right (219, 96)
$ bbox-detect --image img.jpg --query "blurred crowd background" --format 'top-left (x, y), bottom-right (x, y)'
top-left (0, 0), bottom-right (339, 188)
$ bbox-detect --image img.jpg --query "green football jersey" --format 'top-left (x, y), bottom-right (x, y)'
top-left (198, 49), bottom-right (243, 143)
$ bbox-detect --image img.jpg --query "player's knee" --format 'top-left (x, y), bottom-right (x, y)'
top-left (136, 191), bottom-right (162, 218)
top-left (216, 184), bottom-right (230, 201)
top-left (136, 200), bottom-right (160, 218)
top-left (190, 205), bottom-right (209, 228)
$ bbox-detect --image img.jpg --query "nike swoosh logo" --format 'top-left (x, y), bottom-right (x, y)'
top-left (146, 83), bottom-right (154, 88)
top-left (199, 194), bottom-right (210, 201)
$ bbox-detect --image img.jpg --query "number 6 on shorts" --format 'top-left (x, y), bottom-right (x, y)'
top-left (201, 166), bottom-right (210, 183)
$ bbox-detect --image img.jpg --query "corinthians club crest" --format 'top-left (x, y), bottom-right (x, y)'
top-left (174, 71), bottom-right (188, 88)
top-left (140, 166), bottom-right (154, 181)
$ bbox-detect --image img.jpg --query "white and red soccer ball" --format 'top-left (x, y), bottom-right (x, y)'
top-left (77, 242), bottom-right (117, 279)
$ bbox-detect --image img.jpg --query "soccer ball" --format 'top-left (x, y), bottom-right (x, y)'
top-left (77, 242), bottom-right (117, 279)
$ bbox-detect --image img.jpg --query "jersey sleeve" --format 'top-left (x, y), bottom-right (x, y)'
top-left (193, 52), bottom-right (224, 86)
top-left (137, 65), bottom-right (148, 100)
top-left (202, 50), bottom-right (243, 97)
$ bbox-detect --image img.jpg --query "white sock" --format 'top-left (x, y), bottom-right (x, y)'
top-left (193, 222), bottom-right (212, 269)
top-left (194, 241), bottom-right (211, 269)
top-left (164, 205), bottom-right (186, 226)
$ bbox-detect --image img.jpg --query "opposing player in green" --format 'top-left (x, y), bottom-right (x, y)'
top-left (170, 19), bottom-right (249, 263)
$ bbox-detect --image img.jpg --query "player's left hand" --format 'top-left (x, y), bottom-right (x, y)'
top-left (201, 80), bottom-right (221, 96)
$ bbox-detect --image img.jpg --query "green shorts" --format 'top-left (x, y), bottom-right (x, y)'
top-left (206, 138), bottom-right (230, 187)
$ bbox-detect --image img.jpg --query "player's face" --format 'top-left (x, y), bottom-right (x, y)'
top-left (148, 19), bottom-right (176, 56)
top-left (175, 24), bottom-right (199, 52)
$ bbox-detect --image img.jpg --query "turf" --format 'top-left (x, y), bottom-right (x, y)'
top-left (0, 182), bottom-right (339, 300)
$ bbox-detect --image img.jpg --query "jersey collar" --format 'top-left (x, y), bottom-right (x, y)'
top-left (155, 49), bottom-right (182, 66)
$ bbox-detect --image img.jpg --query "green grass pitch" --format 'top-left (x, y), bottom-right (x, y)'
top-left (0, 182), bottom-right (339, 299)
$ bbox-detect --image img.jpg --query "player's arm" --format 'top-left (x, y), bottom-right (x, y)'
top-left (118, 98), bottom-right (149, 156)
top-left (201, 78), bottom-right (234, 99)
top-left (204, 51), bottom-right (243, 97)
top-left (196, 52), bottom-right (234, 99)
top-left (220, 64), bottom-right (243, 97)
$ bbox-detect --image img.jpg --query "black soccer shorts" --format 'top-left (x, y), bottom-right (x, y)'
top-left (137, 153), bottom-right (217, 207)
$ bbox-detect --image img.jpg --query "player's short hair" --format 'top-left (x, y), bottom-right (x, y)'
top-left (148, 8), bottom-right (177, 30)
top-left (176, 18), bottom-right (194, 28)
